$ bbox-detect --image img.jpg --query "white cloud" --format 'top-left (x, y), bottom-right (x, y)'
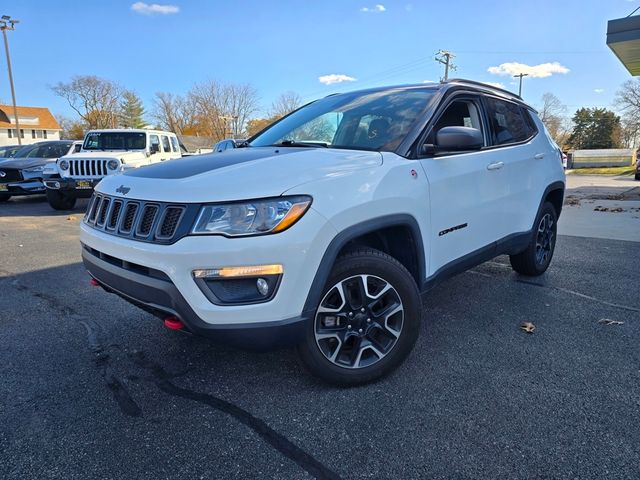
top-left (131, 2), bottom-right (179, 15)
top-left (319, 74), bottom-right (357, 85)
top-left (487, 61), bottom-right (569, 78)
top-left (482, 81), bottom-right (506, 89)
top-left (360, 4), bottom-right (386, 13)
top-left (594, 88), bottom-right (604, 94)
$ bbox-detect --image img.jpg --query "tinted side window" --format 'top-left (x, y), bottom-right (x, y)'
top-left (161, 135), bottom-right (171, 152)
top-left (150, 135), bottom-right (160, 151)
top-left (170, 136), bottom-right (179, 152)
top-left (521, 108), bottom-right (538, 138)
top-left (485, 97), bottom-right (530, 145)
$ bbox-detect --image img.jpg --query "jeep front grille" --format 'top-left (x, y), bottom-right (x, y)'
top-left (84, 193), bottom-right (193, 244)
top-left (68, 159), bottom-right (109, 178)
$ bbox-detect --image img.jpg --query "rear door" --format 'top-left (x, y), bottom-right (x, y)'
top-left (417, 95), bottom-right (509, 275)
top-left (481, 96), bottom-right (541, 235)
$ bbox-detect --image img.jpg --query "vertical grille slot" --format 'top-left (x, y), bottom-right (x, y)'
top-left (96, 198), bottom-right (110, 226)
top-left (157, 207), bottom-right (185, 239)
top-left (107, 200), bottom-right (123, 230)
top-left (88, 195), bottom-right (101, 223)
top-left (120, 202), bottom-right (139, 233)
top-left (136, 204), bottom-right (158, 237)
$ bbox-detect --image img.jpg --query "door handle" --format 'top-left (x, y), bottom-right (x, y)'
top-left (534, 153), bottom-right (545, 160)
top-left (486, 162), bottom-right (504, 171)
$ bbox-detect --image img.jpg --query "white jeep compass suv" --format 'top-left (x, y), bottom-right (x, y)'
top-left (80, 80), bottom-right (565, 385)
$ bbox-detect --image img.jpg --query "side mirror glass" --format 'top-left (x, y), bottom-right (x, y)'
top-left (434, 126), bottom-right (483, 152)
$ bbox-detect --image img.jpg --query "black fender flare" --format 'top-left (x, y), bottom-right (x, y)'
top-left (301, 214), bottom-right (426, 318)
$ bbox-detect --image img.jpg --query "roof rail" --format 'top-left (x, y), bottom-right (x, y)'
top-left (446, 78), bottom-right (522, 100)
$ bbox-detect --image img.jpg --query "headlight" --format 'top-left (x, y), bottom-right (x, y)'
top-left (107, 159), bottom-right (120, 170)
top-left (191, 196), bottom-right (312, 236)
top-left (59, 159), bottom-right (69, 170)
top-left (23, 165), bottom-right (45, 173)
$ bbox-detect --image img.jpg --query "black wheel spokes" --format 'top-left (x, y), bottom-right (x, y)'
top-left (314, 275), bottom-right (404, 369)
top-left (535, 213), bottom-right (555, 265)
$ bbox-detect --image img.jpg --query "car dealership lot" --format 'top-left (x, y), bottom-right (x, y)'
top-left (1, 194), bottom-right (639, 479)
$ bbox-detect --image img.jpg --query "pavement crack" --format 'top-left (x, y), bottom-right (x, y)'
top-left (130, 352), bottom-right (341, 480)
top-left (80, 320), bottom-right (142, 418)
top-left (515, 279), bottom-right (640, 313)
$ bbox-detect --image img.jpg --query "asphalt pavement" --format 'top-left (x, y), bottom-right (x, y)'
top-left (1, 195), bottom-right (639, 480)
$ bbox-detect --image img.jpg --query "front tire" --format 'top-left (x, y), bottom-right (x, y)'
top-left (46, 189), bottom-right (77, 210)
top-left (0, 194), bottom-right (11, 202)
top-left (509, 201), bottom-right (558, 276)
top-left (297, 248), bottom-right (422, 386)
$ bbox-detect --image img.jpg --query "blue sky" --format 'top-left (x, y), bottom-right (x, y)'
top-left (0, 0), bottom-right (636, 120)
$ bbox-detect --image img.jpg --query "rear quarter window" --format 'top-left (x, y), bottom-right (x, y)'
top-left (485, 97), bottom-right (533, 146)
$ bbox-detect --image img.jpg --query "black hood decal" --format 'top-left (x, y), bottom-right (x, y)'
top-left (124, 147), bottom-right (307, 180)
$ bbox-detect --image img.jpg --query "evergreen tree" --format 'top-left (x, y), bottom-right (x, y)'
top-left (119, 90), bottom-right (146, 128)
top-left (568, 108), bottom-right (621, 150)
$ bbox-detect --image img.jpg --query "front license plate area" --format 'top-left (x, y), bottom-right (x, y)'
top-left (76, 180), bottom-right (92, 189)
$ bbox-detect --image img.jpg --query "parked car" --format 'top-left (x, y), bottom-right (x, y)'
top-left (635, 160), bottom-right (640, 181)
top-left (0, 144), bottom-right (21, 158)
top-left (0, 140), bottom-right (81, 202)
top-left (44, 129), bottom-right (181, 210)
top-left (213, 138), bottom-right (246, 153)
top-left (79, 80), bottom-right (565, 385)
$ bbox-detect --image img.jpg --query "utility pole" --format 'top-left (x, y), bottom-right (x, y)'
top-left (513, 73), bottom-right (529, 97)
top-left (435, 50), bottom-right (457, 82)
top-left (1, 15), bottom-right (20, 145)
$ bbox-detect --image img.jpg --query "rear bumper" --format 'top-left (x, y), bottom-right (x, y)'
top-left (44, 177), bottom-right (97, 198)
top-left (82, 246), bottom-right (308, 350)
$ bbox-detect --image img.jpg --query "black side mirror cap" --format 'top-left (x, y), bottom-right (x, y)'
top-left (435, 126), bottom-right (483, 152)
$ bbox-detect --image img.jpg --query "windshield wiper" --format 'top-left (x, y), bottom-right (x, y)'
top-left (275, 140), bottom-right (328, 148)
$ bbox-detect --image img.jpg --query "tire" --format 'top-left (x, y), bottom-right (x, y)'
top-left (635, 173), bottom-right (640, 181)
top-left (0, 194), bottom-right (11, 202)
top-left (509, 201), bottom-right (557, 276)
top-left (46, 189), bottom-right (77, 210)
top-left (297, 247), bottom-right (422, 386)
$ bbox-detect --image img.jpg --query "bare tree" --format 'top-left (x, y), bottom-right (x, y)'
top-left (538, 93), bottom-right (571, 148)
top-left (152, 92), bottom-right (195, 134)
top-left (269, 91), bottom-right (302, 119)
top-left (189, 80), bottom-right (260, 140)
top-left (51, 75), bottom-right (123, 129)
top-left (56, 114), bottom-right (86, 140)
top-left (614, 80), bottom-right (640, 148)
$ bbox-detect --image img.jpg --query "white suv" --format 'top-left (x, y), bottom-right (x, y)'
top-left (80, 80), bottom-right (565, 385)
top-left (44, 129), bottom-right (181, 210)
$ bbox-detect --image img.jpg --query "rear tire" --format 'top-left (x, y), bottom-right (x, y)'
top-left (0, 194), bottom-right (11, 202)
top-left (46, 189), bottom-right (76, 210)
top-left (297, 248), bottom-right (422, 386)
top-left (509, 201), bottom-right (557, 276)
top-left (635, 173), bottom-right (640, 181)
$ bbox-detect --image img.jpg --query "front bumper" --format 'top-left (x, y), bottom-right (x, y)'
top-left (0, 179), bottom-right (45, 196)
top-left (79, 208), bottom-right (336, 349)
top-left (44, 178), bottom-right (99, 198)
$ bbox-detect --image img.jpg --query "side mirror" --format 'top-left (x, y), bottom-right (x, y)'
top-left (434, 126), bottom-right (483, 152)
top-left (150, 143), bottom-right (160, 154)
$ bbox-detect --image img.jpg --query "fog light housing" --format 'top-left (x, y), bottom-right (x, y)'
top-left (192, 265), bottom-right (283, 305)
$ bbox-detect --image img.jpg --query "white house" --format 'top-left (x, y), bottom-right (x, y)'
top-left (0, 105), bottom-right (61, 146)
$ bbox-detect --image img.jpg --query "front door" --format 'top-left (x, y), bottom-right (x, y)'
top-left (418, 96), bottom-right (508, 275)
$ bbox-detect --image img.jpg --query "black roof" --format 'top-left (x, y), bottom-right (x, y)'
top-left (324, 78), bottom-right (533, 111)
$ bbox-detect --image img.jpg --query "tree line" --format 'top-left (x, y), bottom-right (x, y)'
top-left (53, 75), bottom-right (302, 142)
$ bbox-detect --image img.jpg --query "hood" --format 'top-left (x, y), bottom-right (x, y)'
top-left (61, 150), bottom-right (145, 162)
top-left (0, 157), bottom-right (56, 170)
top-left (96, 147), bottom-right (382, 202)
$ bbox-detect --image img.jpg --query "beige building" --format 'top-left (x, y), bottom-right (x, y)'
top-left (0, 105), bottom-right (62, 146)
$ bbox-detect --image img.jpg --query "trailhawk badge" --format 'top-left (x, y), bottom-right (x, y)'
top-left (115, 185), bottom-right (131, 195)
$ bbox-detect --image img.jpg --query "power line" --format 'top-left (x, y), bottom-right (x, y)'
top-left (435, 50), bottom-right (456, 81)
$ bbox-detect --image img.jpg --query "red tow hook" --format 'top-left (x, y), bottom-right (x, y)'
top-left (163, 316), bottom-right (185, 330)
top-left (89, 278), bottom-right (100, 287)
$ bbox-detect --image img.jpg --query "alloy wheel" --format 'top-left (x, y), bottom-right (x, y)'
top-left (314, 274), bottom-right (404, 369)
top-left (535, 213), bottom-right (555, 266)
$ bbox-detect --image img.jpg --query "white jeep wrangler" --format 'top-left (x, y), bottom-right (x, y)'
top-left (44, 129), bottom-right (181, 210)
top-left (79, 80), bottom-right (565, 385)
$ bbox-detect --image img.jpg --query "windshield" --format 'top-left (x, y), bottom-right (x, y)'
top-left (250, 88), bottom-right (437, 151)
top-left (83, 132), bottom-right (147, 151)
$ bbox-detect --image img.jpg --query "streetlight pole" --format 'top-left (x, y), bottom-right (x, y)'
top-left (513, 73), bottom-right (529, 97)
top-left (1, 15), bottom-right (21, 145)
